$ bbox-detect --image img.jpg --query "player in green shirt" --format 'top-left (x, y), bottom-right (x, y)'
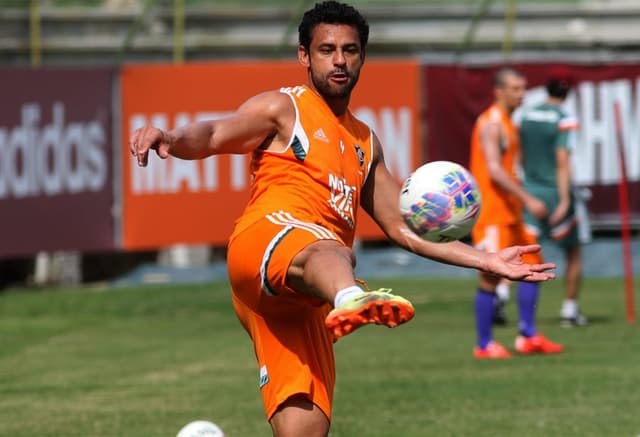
top-left (519, 73), bottom-right (587, 326)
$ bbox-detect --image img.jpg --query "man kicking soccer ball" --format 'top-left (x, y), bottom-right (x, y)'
top-left (130, 2), bottom-right (555, 435)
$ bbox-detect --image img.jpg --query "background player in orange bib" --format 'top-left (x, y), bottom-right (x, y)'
top-left (130, 3), bottom-right (556, 435)
top-left (469, 67), bottom-right (564, 359)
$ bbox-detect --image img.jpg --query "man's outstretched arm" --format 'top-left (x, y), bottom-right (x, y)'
top-left (129, 90), bottom-right (292, 166)
top-left (360, 135), bottom-right (556, 282)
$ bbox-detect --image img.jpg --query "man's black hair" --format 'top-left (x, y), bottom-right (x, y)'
top-left (298, 1), bottom-right (369, 51)
top-left (546, 77), bottom-right (571, 99)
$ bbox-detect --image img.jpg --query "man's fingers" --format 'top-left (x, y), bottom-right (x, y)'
top-left (128, 130), bottom-right (147, 167)
top-left (140, 148), bottom-right (149, 167)
top-left (129, 131), bottom-right (140, 156)
top-left (129, 126), bottom-right (170, 167)
top-left (517, 244), bottom-right (541, 254)
top-left (530, 262), bottom-right (556, 272)
top-left (517, 268), bottom-right (556, 282)
top-left (136, 127), bottom-right (155, 166)
top-left (524, 271), bottom-right (556, 281)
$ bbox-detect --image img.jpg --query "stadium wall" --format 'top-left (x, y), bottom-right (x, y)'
top-left (0, 60), bottom-right (638, 258)
top-left (0, 67), bottom-right (116, 258)
top-left (119, 60), bottom-right (421, 249)
top-left (424, 63), bottom-right (640, 230)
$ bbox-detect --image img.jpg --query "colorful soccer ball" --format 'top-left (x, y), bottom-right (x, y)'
top-left (399, 160), bottom-right (482, 243)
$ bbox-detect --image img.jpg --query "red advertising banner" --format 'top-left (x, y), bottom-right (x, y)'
top-left (0, 67), bottom-right (115, 258)
top-left (120, 60), bottom-right (420, 250)
top-left (424, 64), bottom-right (640, 228)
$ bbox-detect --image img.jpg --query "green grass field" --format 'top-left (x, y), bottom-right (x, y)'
top-left (1, 277), bottom-right (638, 436)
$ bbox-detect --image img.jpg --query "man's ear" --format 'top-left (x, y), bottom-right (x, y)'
top-left (298, 45), bottom-right (310, 67)
top-left (361, 48), bottom-right (366, 64)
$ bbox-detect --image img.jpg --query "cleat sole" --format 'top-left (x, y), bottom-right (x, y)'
top-left (326, 300), bottom-right (415, 342)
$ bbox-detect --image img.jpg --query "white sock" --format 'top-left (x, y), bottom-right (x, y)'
top-left (496, 282), bottom-right (510, 302)
top-left (334, 286), bottom-right (364, 308)
top-left (561, 299), bottom-right (578, 318)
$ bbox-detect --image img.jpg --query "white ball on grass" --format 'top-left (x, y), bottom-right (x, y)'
top-left (176, 420), bottom-right (225, 437)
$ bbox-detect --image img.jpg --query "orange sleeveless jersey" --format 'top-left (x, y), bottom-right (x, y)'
top-left (469, 103), bottom-right (522, 225)
top-left (232, 84), bottom-right (374, 246)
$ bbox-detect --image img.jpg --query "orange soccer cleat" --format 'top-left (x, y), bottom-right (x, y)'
top-left (473, 341), bottom-right (513, 359)
top-left (515, 333), bottom-right (564, 355)
top-left (325, 288), bottom-right (415, 342)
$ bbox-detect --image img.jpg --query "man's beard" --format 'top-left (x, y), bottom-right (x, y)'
top-left (310, 68), bottom-right (359, 99)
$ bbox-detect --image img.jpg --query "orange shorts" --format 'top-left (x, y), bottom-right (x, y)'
top-left (471, 221), bottom-right (542, 264)
top-left (226, 211), bottom-right (339, 421)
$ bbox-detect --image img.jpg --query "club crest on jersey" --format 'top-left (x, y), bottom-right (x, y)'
top-left (354, 144), bottom-right (365, 166)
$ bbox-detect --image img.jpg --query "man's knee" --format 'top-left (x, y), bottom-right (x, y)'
top-left (291, 240), bottom-right (355, 271)
top-left (270, 394), bottom-right (329, 437)
top-left (285, 240), bottom-right (356, 299)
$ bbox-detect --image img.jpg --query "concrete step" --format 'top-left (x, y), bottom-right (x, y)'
top-left (1, 2), bottom-right (640, 65)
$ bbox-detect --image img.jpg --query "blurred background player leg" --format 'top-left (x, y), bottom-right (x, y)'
top-left (493, 279), bottom-right (510, 325)
top-left (560, 244), bottom-right (588, 326)
top-left (560, 186), bottom-right (591, 326)
top-left (551, 188), bottom-right (588, 327)
top-left (574, 186), bottom-right (593, 245)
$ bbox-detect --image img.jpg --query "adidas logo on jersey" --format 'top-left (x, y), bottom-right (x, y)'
top-left (313, 128), bottom-right (329, 143)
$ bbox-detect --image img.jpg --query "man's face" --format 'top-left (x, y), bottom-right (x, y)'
top-left (497, 74), bottom-right (526, 112)
top-left (298, 23), bottom-right (365, 99)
